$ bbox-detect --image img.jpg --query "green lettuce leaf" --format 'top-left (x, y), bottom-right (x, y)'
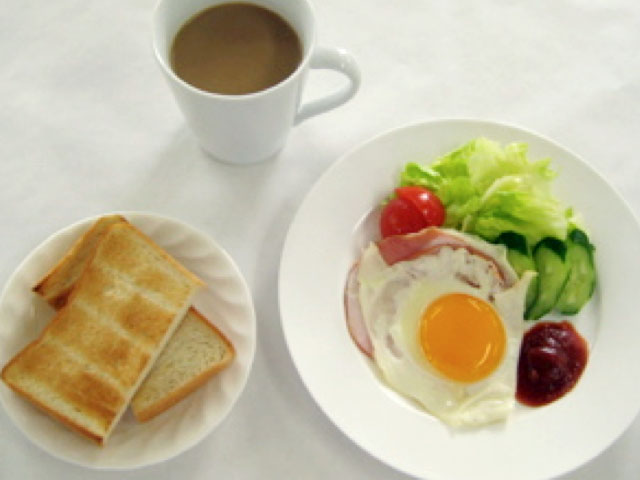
top-left (400, 138), bottom-right (567, 246)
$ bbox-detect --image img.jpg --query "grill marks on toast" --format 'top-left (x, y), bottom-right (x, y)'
top-left (1, 223), bottom-right (204, 444)
top-left (92, 226), bottom-right (197, 306)
top-left (44, 336), bottom-right (128, 394)
top-left (47, 302), bottom-right (152, 389)
top-left (42, 245), bottom-right (193, 391)
top-left (74, 262), bottom-right (181, 347)
top-left (2, 340), bottom-right (124, 435)
top-left (94, 262), bottom-right (188, 312)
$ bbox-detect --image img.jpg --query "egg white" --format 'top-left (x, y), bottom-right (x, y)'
top-left (357, 233), bottom-right (533, 427)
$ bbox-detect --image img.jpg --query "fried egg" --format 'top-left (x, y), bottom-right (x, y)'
top-left (357, 231), bottom-right (533, 427)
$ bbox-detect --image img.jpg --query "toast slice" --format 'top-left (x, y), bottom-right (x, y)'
top-left (2, 223), bottom-right (204, 444)
top-left (130, 308), bottom-right (234, 422)
top-left (32, 215), bottom-right (235, 422)
top-left (33, 214), bottom-right (126, 309)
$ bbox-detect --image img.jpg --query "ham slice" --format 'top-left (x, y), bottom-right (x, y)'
top-left (376, 228), bottom-right (469, 265)
top-left (344, 227), bottom-right (513, 358)
top-left (344, 262), bottom-right (374, 357)
top-left (377, 227), bottom-right (509, 282)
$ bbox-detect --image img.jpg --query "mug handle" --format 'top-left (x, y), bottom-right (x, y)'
top-left (294, 46), bottom-right (361, 125)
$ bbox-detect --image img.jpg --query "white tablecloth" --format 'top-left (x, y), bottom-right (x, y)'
top-left (1, 0), bottom-right (639, 478)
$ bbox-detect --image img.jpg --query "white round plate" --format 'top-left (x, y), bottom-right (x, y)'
top-left (0, 212), bottom-right (256, 469)
top-left (279, 119), bottom-right (640, 480)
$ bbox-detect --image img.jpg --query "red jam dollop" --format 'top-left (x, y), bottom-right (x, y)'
top-left (516, 321), bottom-right (588, 407)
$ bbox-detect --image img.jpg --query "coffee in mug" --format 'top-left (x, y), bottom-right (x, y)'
top-left (171, 3), bottom-right (303, 95)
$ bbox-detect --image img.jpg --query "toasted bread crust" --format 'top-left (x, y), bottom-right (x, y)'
top-left (1, 358), bottom-right (104, 445)
top-left (3, 221), bottom-right (204, 444)
top-left (28, 216), bottom-right (232, 430)
top-left (1, 334), bottom-right (110, 445)
top-left (33, 215), bottom-right (127, 309)
top-left (90, 223), bottom-right (204, 290)
top-left (132, 309), bottom-right (235, 422)
top-left (133, 357), bottom-right (232, 422)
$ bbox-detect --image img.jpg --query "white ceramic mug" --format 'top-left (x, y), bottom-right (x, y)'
top-left (152, 0), bottom-right (360, 164)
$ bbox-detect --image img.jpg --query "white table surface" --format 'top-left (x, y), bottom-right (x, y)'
top-left (1, 0), bottom-right (639, 478)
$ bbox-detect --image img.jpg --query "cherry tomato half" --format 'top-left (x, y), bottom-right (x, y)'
top-left (379, 186), bottom-right (445, 238)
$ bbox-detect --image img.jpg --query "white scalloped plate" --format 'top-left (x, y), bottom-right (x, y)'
top-left (279, 119), bottom-right (640, 480)
top-left (0, 212), bottom-right (256, 469)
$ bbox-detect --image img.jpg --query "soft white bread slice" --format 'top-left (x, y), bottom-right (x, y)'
top-left (32, 215), bottom-right (235, 423)
top-left (131, 307), bottom-right (234, 422)
top-left (2, 223), bottom-right (204, 444)
top-left (33, 214), bottom-right (126, 309)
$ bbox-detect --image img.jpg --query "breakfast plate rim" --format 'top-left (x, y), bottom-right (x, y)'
top-left (278, 117), bottom-right (640, 480)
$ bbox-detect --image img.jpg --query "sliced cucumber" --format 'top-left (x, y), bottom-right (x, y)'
top-left (506, 249), bottom-right (539, 313)
top-left (495, 231), bottom-right (529, 255)
top-left (506, 248), bottom-right (536, 275)
top-left (555, 229), bottom-right (596, 314)
top-left (527, 238), bottom-right (570, 320)
top-left (495, 232), bottom-right (539, 314)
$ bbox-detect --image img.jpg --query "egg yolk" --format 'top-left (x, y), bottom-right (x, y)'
top-left (419, 293), bottom-right (506, 383)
